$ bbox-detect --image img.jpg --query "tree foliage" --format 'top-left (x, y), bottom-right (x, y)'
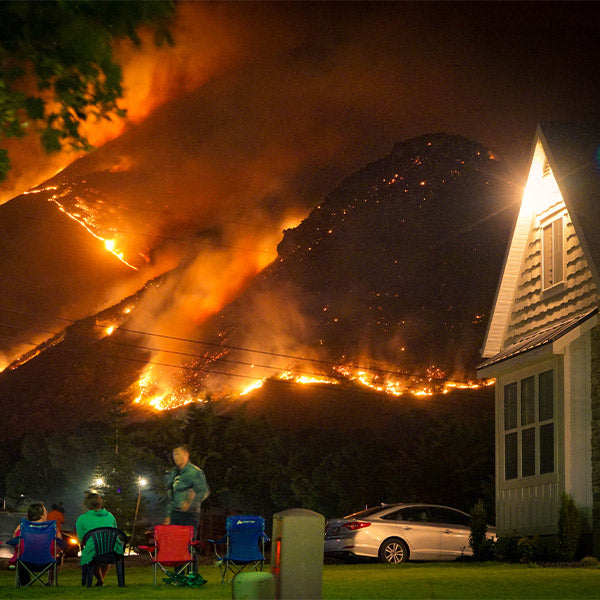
top-left (0, 0), bottom-right (175, 181)
top-left (1, 398), bottom-right (494, 533)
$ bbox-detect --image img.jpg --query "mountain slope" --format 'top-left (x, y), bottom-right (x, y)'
top-left (0, 133), bottom-right (517, 431)
top-left (186, 133), bottom-right (517, 394)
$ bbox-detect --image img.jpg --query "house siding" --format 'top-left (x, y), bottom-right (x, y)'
top-left (504, 214), bottom-right (599, 348)
top-left (591, 325), bottom-right (600, 557)
top-left (495, 356), bottom-right (562, 537)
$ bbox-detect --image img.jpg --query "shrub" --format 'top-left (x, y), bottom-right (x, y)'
top-left (579, 556), bottom-right (599, 568)
top-left (469, 500), bottom-right (495, 561)
top-left (517, 537), bottom-right (536, 563)
top-left (558, 493), bottom-right (582, 561)
top-left (494, 536), bottom-right (519, 562)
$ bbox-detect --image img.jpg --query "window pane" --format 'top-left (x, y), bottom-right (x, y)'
top-left (522, 428), bottom-right (536, 477)
top-left (540, 423), bottom-right (554, 474)
top-left (543, 223), bottom-right (553, 287)
top-left (428, 507), bottom-right (470, 527)
top-left (400, 508), bottom-right (430, 522)
top-left (521, 376), bottom-right (535, 426)
top-left (553, 219), bottom-right (563, 283)
top-left (505, 432), bottom-right (518, 480)
top-left (539, 370), bottom-right (553, 421)
top-left (504, 383), bottom-right (517, 430)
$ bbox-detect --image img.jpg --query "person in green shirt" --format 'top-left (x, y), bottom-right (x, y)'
top-left (76, 493), bottom-right (121, 586)
top-left (164, 444), bottom-right (210, 537)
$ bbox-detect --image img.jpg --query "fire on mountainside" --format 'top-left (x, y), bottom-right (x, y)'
top-left (130, 362), bottom-right (494, 411)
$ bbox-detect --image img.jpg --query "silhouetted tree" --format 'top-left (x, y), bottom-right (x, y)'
top-left (0, 0), bottom-right (175, 180)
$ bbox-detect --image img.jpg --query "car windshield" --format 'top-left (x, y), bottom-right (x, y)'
top-left (343, 506), bottom-right (391, 520)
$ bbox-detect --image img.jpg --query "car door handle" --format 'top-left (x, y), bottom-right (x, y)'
top-left (443, 529), bottom-right (452, 534)
top-left (403, 526), bottom-right (412, 530)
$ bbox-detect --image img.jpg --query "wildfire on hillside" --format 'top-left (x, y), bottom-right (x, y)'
top-left (129, 359), bottom-right (493, 411)
top-left (23, 185), bottom-right (141, 269)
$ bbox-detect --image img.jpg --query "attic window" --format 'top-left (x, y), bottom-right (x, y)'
top-left (542, 159), bottom-right (551, 178)
top-left (542, 217), bottom-right (564, 289)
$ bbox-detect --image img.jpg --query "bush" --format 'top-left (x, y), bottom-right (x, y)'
top-left (469, 500), bottom-right (495, 561)
top-left (579, 556), bottom-right (599, 568)
top-left (517, 537), bottom-right (536, 563)
top-left (494, 536), bottom-right (519, 562)
top-left (558, 493), bottom-right (582, 561)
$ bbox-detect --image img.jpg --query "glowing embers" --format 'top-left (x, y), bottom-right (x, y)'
top-left (132, 367), bottom-right (199, 410)
top-left (24, 185), bottom-right (138, 270)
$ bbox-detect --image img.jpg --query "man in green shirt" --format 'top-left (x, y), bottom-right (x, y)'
top-left (164, 444), bottom-right (210, 537)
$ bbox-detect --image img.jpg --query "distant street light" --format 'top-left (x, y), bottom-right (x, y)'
top-left (129, 476), bottom-right (148, 554)
top-left (93, 477), bottom-right (105, 488)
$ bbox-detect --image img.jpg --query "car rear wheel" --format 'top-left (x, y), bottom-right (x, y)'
top-left (379, 538), bottom-right (409, 564)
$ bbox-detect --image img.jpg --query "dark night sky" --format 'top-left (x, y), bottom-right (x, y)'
top-left (2, 1), bottom-right (599, 204)
top-left (1, 1), bottom-right (599, 367)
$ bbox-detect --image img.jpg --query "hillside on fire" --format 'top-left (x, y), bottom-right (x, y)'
top-left (0, 133), bottom-right (515, 435)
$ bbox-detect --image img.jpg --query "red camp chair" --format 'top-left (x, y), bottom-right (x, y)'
top-left (139, 525), bottom-right (201, 586)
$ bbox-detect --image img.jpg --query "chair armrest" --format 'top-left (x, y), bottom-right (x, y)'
top-left (4, 536), bottom-right (19, 547)
top-left (207, 535), bottom-right (226, 545)
top-left (261, 533), bottom-right (270, 543)
top-left (137, 544), bottom-right (155, 552)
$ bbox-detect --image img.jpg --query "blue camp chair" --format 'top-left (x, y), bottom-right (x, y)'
top-left (7, 519), bottom-right (64, 587)
top-left (209, 515), bottom-right (269, 583)
top-left (80, 527), bottom-right (127, 587)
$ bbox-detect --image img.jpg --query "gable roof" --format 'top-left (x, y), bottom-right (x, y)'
top-left (481, 122), bottom-right (600, 359)
top-left (478, 307), bottom-right (597, 372)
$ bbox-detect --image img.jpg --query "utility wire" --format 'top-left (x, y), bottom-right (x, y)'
top-left (0, 308), bottom-right (480, 385)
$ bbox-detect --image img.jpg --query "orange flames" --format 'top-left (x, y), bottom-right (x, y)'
top-left (134, 361), bottom-right (494, 411)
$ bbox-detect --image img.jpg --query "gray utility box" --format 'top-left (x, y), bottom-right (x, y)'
top-left (271, 508), bottom-right (325, 600)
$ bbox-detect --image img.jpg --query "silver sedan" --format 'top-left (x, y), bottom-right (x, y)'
top-left (324, 503), bottom-right (495, 563)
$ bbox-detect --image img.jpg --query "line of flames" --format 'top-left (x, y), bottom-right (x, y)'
top-left (24, 186), bottom-right (138, 270)
top-left (132, 366), bottom-right (494, 411)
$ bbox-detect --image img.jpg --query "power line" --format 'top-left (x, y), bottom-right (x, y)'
top-left (1, 330), bottom-right (492, 409)
top-left (0, 308), bottom-right (470, 384)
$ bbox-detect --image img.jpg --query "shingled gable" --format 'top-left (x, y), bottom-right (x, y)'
top-left (476, 123), bottom-right (600, 548)
top-left (480, 122), bottom-right (600, 364)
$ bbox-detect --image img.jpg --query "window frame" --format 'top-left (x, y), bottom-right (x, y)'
top-left (542, 216), bottom-right (564, 290)
top-left (502, 369), bottom-right (555, 481)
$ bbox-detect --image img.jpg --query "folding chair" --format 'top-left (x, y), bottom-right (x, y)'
top-left (7, 519), bottom-right (63, 587)
top-left (80, 527), bottom-right (127, 587)
top-left (138, 525), bottom-right (202, 586)
top-left (209, 515), bottom-right (269, 583)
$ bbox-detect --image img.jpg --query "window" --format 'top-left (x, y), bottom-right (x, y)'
top-left (542, 218), bottom-right (564, 289)
top-left (503, 370), bottom-right (555, 480)
top-left (428, 507), bottom-right (470, 527)
top-left (400, 508), bottom-right (430, 522)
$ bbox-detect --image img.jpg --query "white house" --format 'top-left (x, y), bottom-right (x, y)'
top-left (477, 123), bottom-right (600, 555)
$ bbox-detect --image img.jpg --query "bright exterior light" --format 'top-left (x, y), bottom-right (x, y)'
top-left (138, 477), bottom-right (148, 487)
top-left (94, 477), bottom-right (105, 487)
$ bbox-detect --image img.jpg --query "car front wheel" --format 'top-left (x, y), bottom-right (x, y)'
top-left (379, 538), bottom-right (409, 564)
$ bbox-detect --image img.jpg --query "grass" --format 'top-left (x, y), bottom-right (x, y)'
top-left (1, 558), bottom-right (599, 599)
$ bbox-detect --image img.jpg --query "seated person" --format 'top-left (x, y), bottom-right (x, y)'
top-left (46, 504), bottom-right (65, 536)
top-left (10, 501), bottom-right (63, 585)
top-left (76, 493), bottom-right (121, 587)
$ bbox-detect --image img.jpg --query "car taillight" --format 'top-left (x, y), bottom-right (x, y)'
top-left (342, 521), bottom-right (371, 531)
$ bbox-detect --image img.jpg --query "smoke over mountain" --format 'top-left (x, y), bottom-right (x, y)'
top-left (0, 131), bottom-right (516, 429)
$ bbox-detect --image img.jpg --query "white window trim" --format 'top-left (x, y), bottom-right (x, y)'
top-left (498, 359), bottom-right (559, 487)
top-left (541, 213), bottom-right (566, 292)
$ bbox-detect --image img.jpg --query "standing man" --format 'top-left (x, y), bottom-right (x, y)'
top-left (164, 444), bottom-right (210, 536)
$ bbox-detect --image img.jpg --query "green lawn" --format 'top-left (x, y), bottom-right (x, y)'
top-left (1, 559), bottom-right (599, 599)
